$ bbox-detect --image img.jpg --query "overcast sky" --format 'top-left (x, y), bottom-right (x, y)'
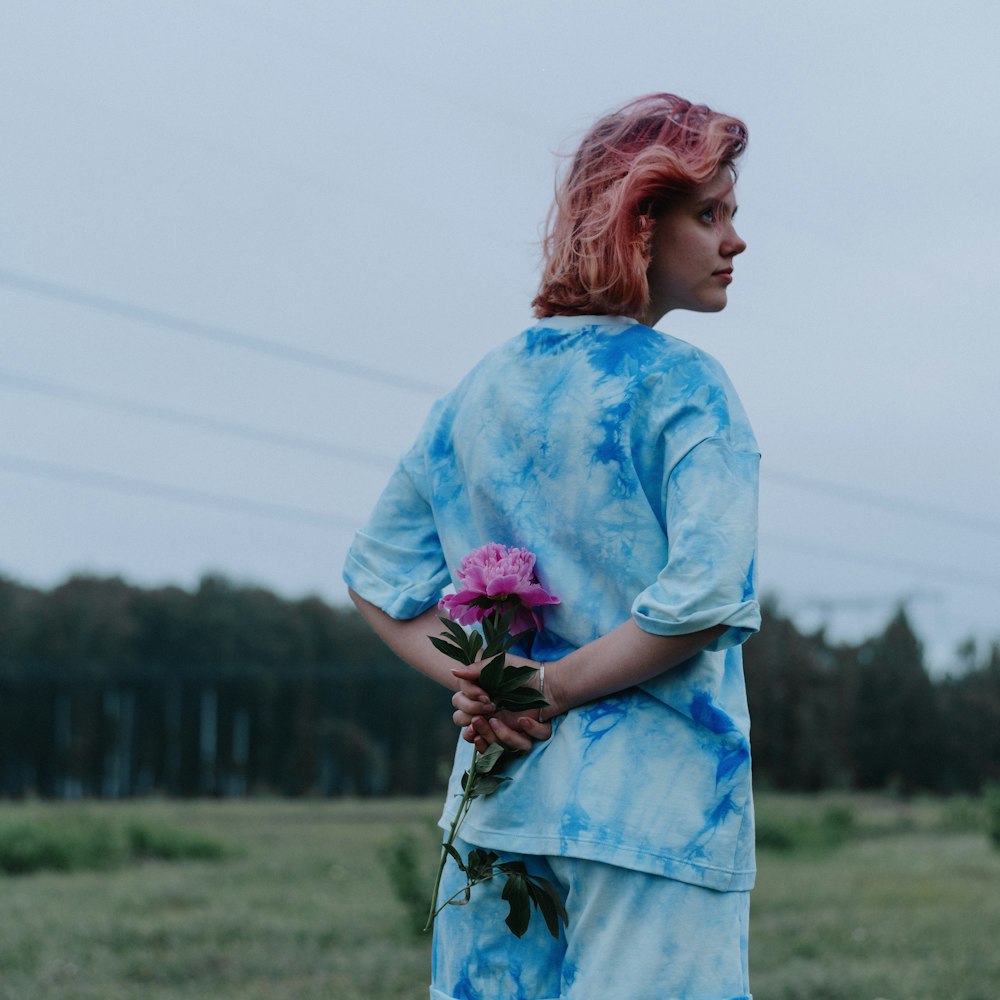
top-left (1, 1), bottom-right (997, 669)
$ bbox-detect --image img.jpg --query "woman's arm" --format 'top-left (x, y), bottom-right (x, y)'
top-left (542, 619), bottom-right (726, 719)
top-left (459, 618), bottom-right (725, 752)
top-left (351, 588), bottom-right (552, 751)
top-left (349, 588), bottom-right (469, 692)
top-left (352, 587), bottom-right (723, 750)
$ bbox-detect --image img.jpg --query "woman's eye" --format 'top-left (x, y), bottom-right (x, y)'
top-left (699, 208), bottom-right (716, 223)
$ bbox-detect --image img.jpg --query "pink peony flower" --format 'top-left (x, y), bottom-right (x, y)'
top-left (439, 543), bottom-right (559, 634)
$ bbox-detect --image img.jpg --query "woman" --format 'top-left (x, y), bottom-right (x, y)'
top-left (345, 93), bottom-right (759, 1000)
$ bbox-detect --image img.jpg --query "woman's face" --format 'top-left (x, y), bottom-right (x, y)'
top-left (642, 168), bottom-right (747, 326)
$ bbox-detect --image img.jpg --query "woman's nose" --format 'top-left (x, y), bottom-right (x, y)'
top-left (725, 225), bottom-right (747, 257)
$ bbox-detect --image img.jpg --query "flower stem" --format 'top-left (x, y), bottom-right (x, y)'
top-left (424, 746), bottom-right (479, 933)
top-left (431, 872), bottom-right (502, 919)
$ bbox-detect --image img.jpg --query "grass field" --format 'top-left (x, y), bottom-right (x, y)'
top-left (1, 794), bottom-right (998, 999)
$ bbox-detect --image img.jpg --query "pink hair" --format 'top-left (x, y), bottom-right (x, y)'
top-left (532, 94), bottom-right (748, 319)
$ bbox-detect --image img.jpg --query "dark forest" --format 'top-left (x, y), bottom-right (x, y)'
top-left (1, 574), bottom-right (997, 799)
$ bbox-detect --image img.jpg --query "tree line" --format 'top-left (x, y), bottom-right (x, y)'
top-left (0, 573), bottom-right (997, 798)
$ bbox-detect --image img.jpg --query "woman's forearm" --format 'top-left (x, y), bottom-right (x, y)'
top-left (352, 586), bottom-right (724, 721)
top-left (543, 619), bottom-right (725, 718)
top-left (349, 588), bottom-right (464, 692)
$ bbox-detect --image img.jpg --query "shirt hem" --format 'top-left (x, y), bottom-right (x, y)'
top-left (448, 818), bottom-right (756, 892)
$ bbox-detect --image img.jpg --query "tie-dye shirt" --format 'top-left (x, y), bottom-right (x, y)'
top-left (344, 314), bottom-right (760, 891)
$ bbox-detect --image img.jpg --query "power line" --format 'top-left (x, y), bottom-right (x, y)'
top-left (762, 532), bottom-right (1000, 593)
top-left (1, 446), bottom-right (996, 592)
top-left (2, 268), bottom-right (997, 556)
top-left (0, 367), bottom-right (397, 469)
top-left (765, 467), bottom-right (1000, 538)
top-left (4, 361), bottom-right (1000, 550)
top-left (0, 267), bottom-right (447, 395)
top-left (4, 268), bottom-right (995, 542)
top-left (782, 590), bottom-right (942, 614)
top-left (0, 452), bottom-right (359, 531)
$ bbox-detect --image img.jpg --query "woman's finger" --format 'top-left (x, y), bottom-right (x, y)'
top-left (517, 716), bottom-right (553, 741)
top-left (452, 674), bottom-right (490, 702)
top-left (487, 716), bottom-right (533, 752)
top-left (470, 715), bottom-right (500, 746)
top-left (452, 692), bottom-right (492, 718)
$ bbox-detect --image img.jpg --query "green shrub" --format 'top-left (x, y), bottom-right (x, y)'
top-left (938, 794), bottom-right (985, 834)
top-left (984, 783), bottom-right (1000, 849)
top-left (0, 817), bottom-right (127, 874)
top-left (819, 803), bottom-right (856, 843)
top-left (379, 826), bottom-right (436, 936)
top-left (756, 803), bottom-right (856, 854)
top-left (754, 814), bottom-right (796, 852)
top-left (0, 814), bottom-right (229, 875)
top-left (126, 820), bottom-right (227, 861)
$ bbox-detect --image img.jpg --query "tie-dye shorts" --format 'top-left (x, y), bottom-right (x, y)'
top-left (430, 837), bottom-right (751, 1000)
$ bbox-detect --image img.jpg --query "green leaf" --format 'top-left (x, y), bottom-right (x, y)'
top-left (468, 630), bottom-right (484, 661)
top-left (443, 842), bottom-right (466, 872)
top-left (467, 774), bottom-right (511, 798)
top-left (482, 610), bottom-right (516, 657)
top-left (477, 653), bottom-right (507, 695)
top-left (429, 635), bottom-right (474, 665)
top-left (496, 859), bottom-right (528, 876)
top-left (448, 617), bottom-right (482, 648)
top-left (438, 615), bottom-right (466, 637)
top-left (501, 873), bottom-right (532, 938)
top-left (466, 848), bottom-right (498, 881)
top-left (494, 688), bottom-right (548, 712)
top-left (497, 663), bottom-right (538, 687)
top-left (436, 618), bottom-right (483, 661)
top-left (474, 743), bottom-right (507, 774)
top-left (481, 611), bottom-right (501, 642)
top-left (527, 876), bottom-right (569, 939)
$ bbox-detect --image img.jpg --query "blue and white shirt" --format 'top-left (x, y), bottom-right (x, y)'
top-left (344, 315), bottom-right (761, 891)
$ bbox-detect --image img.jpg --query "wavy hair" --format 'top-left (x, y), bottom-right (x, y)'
top-left (532, 94), bottom-right (748, 319)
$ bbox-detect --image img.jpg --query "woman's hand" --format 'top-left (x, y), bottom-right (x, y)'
top-left (466, 710), bottom-right (552, 753)
top-left (450, 661), bottom-right (545, 725)
top-left (450, 664), bottom-right (553, 752)
top-left (450, 665), bottom-right (494, 727)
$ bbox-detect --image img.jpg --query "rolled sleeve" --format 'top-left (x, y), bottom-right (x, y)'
top-left (342, 459), bottom-right (450, 620)
top-left (631, 437), bottom-right (760, 649)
